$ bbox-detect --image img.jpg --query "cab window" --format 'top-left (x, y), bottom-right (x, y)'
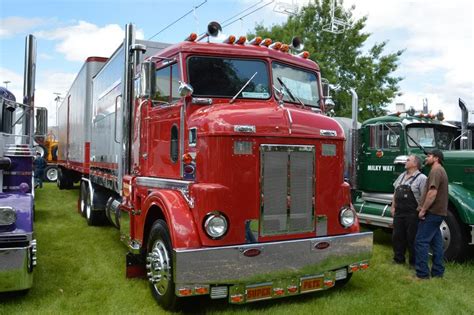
top-left (154, 63), bottom-right (181, 104)
top-left (369, 124), bottom-right (401, 149)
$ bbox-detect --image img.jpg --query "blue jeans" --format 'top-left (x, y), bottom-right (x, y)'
top-left (415, 213), bottom-right (445, 278)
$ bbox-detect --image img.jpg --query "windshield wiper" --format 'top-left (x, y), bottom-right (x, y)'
top-left (406, 131), bottom-right (429, 155)
top-left (276, 77), bottom-right (305, 108)
top-left (229, 72), bottom-right (257, 104)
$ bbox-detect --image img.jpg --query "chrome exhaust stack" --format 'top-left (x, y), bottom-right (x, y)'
top-left (22, 34), bottom-right (36, 145)
top-left (458, 98), bottom-right (471, 150)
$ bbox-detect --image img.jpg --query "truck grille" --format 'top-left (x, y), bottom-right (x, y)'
top-left (260, 145), bottom-right (315, 235)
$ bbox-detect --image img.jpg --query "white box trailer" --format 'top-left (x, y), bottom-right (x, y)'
top-left (57, 40), bottom-right (168, 192)
top-left (57, 57), bottom-right (107, 181)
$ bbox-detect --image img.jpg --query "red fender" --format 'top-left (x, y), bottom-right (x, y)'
top-left (141, 189), bottom-right (202, 249)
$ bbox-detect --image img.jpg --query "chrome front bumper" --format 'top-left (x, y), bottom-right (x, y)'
top-left (0, 240), bottom-right (36, 292)
top-left (174, 232), bottom-right (373, 285)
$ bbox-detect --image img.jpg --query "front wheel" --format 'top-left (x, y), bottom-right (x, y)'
top-left (147, 219), bottom-right (179, 311)
top-left (441, 209), bottom-right (468, 261)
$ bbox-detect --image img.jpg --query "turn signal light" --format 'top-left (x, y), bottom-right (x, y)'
top-left (249, 36), bottom-right (262, 45)
top-left (230, 294), bottom-right (244, 303)
top-left (287, 285), bottom-right (298, 293)
top-left (360, 262), bottom-right (369, 270)
top-left (224, 35), bottom-right (236, 44)
top-left (182, 153), bottom-right (193, 164)
top-left (324, 279), bottom-right (334, 287)
top-left (194, 286), bottom-right (209, 295)
top-left (350, 263), bottom-right (360, 272)
top-left (185, 33), bottom-right (197, 42)
top-left (236, 36), bottom-right (246, 45)
top-left (273, 288), bottom-right (285, 296)
top-left (178, 288), bottom-right (193, 296)
top-left (260, 38), bottom-right (272, 47)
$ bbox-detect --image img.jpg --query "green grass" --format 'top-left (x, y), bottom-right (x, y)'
top-left (1, 182), bottom-right (473, 314)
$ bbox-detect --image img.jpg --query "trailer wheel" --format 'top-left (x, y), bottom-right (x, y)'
top-left (442, 208), bottom-right (468, 261)
top-left (57, 167), bottom-right (73, 190)
top-left (147, 220), bottom-right (179, 311)
top-left (79, 181), bottom-right (88, 217)
top-left (44, 166), bottom-right (58, 182)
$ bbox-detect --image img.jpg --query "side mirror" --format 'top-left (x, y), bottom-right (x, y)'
top-left (139, 61), bottom-right (156, 98)
top-left (35, 107), bottom-right (48, 136)
top-left (178, 81), bottom-right (194, 97)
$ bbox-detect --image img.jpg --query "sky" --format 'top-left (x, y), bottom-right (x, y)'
top-left (0, 0), bottom-right (473, 126)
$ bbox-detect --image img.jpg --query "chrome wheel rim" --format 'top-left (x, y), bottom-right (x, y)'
top-left (86, 191), bottom-right (91, 219)
top-left (147, 240), bottom-right (171, 295)
top-left (440, 220), bottom-right (450, 251)
top-left (46, 168), bottom-right (58, 181)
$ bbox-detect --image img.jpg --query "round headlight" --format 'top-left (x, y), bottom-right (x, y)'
top-left (339, 206), bottom-right (355, 228)
top-left (204, 213), bottom-right (228, 239)
top-left (0, 207), bottom-right (16, 226)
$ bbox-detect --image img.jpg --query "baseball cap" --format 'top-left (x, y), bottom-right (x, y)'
top-left (427, 149), bottom-right (444, 164)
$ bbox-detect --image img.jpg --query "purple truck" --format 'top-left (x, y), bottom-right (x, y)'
top-left (0, 35), bottom-right (39, 293)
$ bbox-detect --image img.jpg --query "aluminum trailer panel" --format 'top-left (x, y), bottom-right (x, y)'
top-left (90, 40), bottom-right (169, 191)
top-left (57, 58), bottom-right (107, 167)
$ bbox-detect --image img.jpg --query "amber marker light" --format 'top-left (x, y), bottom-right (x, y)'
top-left (287, 285), bottom-right (298, 293)
top-left (269, 42), bottom-right (282, 50)
top-left (298, 51), bottom-right (310, 59)
top-left (194, 286), bottom-right (209, 295)
top-left (249, 36), bottom-right (262, 45)
top-left (260, 38), bottom-right (272, 47)
top-left (182, 153), bottom-right (194, 164)
top-left (185, 33), bottom-right (197, 42)
top-left (178, 288), bottom-right (193, 296)
top-left (230, 294), bottom-right (244, 303)
top-left (280, 44), bottom-right (290, 52)
top-left (236, 36), bottom-right (247, 45)
top-left (224, 35), bottom-right (236, 44)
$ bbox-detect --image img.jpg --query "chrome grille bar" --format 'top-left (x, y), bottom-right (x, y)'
top-left (260, 145), bottom-right (315, 236)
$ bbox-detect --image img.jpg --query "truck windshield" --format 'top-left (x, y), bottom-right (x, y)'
top-left (407, 126), bottom-right (457, 150)
top-left (187, 56), bottom-right (270, 99)
top-left (272, 62), bottom-right (320, 107)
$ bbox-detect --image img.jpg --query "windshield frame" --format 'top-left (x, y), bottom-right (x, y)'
top-left (186, 55), bottom-right (271, 100)
top-left (271, 61), bottom-right (320, 108)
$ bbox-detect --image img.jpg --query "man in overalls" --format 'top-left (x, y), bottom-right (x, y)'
top-left (390, 155), bottom-right (427, 266)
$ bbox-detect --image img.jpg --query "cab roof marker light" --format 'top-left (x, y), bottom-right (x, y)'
top-left (249, 36), bottom-right (262, 45)
top-left (297, 51), bottom-right (310, 59)
top-left (236, 36), bottom-right (247, 45)
top-left (185, 33), bottom-right (198, 42)
top-left (280, 44), bottom-right (290, 53)
top-left (223, 35), bottom-right (236, 44)
top-left (269, 42), bottom-right (282, 50)
top-left (260, 38), bottom-right (272, 47)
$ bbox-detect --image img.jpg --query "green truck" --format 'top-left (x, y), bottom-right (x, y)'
top-left (334, 98), bottom-right (473, 261)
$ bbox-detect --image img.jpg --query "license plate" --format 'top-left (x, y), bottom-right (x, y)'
top-left (246, 284), bottom-right (272, 301)
top-left (300, 276), bottom-right (323, 293)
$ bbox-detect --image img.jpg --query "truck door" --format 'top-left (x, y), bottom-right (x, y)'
top-left (142, 60), bottom-right (182, 179)
top-left (358, 123), bottom-right (404, 192)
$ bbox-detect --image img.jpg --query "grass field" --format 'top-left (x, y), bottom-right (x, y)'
top-left (1, 183), bottom-right (473, 314)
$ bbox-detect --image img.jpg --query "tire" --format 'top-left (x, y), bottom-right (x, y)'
top-left (147, 220), bottom-right (179, 311)
top-left (85, 184), bottom-right (106, 226)
top-left (79, 181), bottom-right (88, 217)
top-left (44, 166), bottom-right (58, 182)
top-left (57, 167), bottom-right (73, 190)
top-left (441, 208), bottom-right (469, 261)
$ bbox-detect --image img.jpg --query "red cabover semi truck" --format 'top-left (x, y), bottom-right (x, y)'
top-left (57, 22), bottom-right (373, 310)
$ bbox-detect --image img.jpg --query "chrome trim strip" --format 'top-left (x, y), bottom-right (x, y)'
top-left (357, 213), bottom-right (393, 228)
top-left (361, 192), bottom-right (393, 205)
top-left (136, 177), bottom-right (191, 190)
top-left (381, 204), bottom-right (389, 217)
top-left (173, 232), bottom-right (373, 284)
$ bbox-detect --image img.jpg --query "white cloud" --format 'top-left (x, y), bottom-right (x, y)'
top-left (0, 16), bottom-right (47, 38)
top-left (36, 21), bottom-right (144, 62)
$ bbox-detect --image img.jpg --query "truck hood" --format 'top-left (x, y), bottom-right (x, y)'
top-left (188, 102), bottom-right (345, 140)
top-left (443, 150), bottom-right (474, 191)
top-left (0, 193), bottom-right (33, 234)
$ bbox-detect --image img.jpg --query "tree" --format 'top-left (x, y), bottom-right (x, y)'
top-left (249, 0), bottom-right (404, 121)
